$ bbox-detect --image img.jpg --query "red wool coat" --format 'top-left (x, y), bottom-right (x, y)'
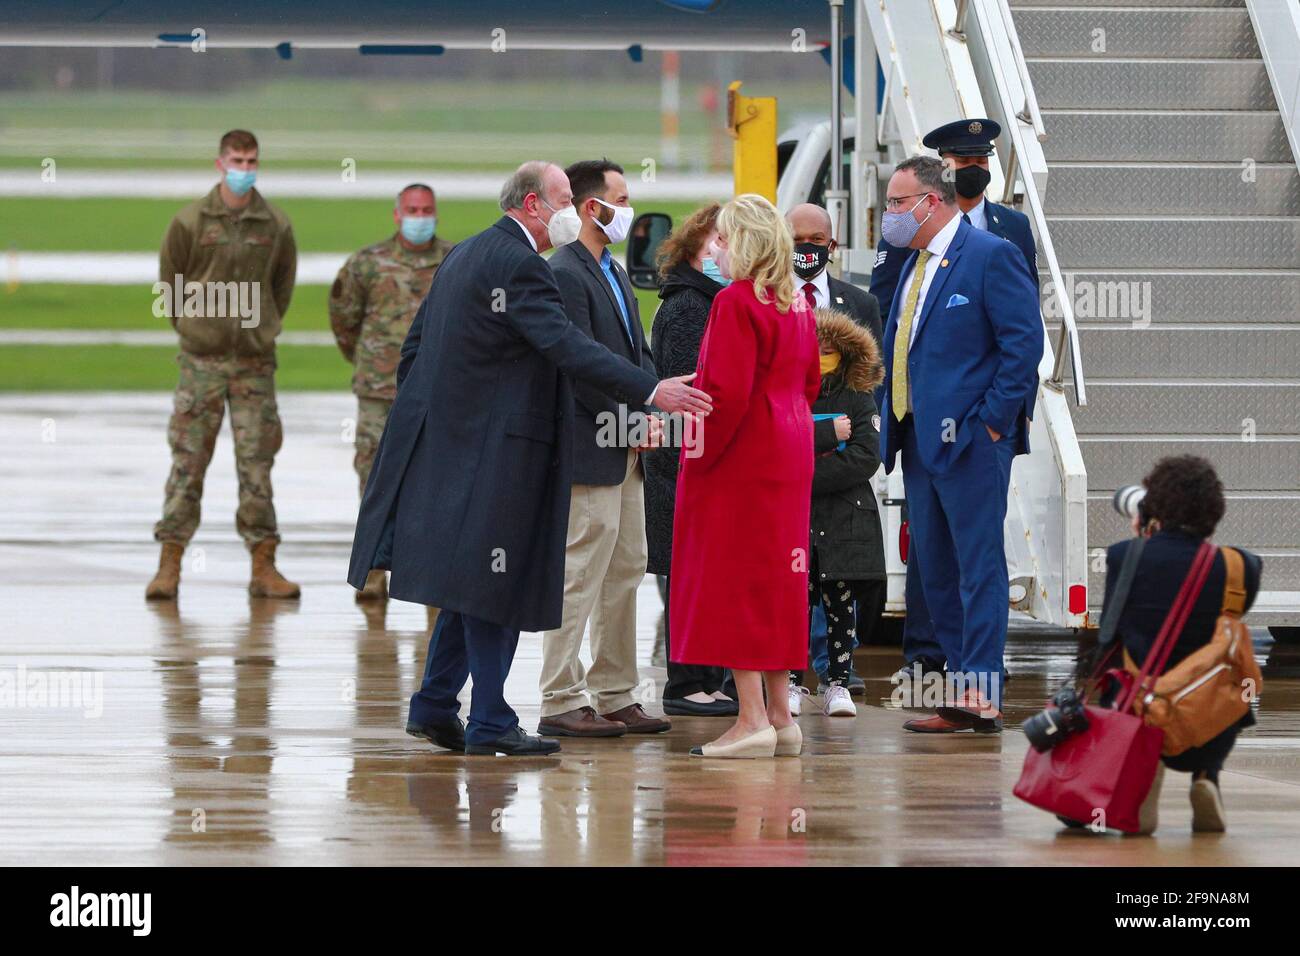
top-left (669, 280), bottom-right (821, 671)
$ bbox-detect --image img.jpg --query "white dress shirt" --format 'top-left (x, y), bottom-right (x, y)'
top-left (897, 211), bottom-right (962, 412)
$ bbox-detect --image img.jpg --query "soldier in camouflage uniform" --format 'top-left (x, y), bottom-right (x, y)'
top-left (146, 129), bottom-right (300, 602)
top-left (330, 183), bottom-right (453, 602)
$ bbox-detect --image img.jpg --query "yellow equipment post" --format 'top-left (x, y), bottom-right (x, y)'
top-left (726, 80), bottom-right (777, 202)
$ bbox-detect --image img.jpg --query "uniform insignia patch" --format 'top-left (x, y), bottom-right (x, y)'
top-left (874, 250), bottom-right (887, 267)
top-left (968, 120), bottom-right (982, 134)
top-left (871, 414), bottom-right (881, 432)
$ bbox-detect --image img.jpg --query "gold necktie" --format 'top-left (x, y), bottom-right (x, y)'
top-left (891, 249), bottom-right (933, 421)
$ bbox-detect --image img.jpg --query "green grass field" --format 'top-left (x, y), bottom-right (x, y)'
top-left (1, 197), bottom-right (708, 252)
top-left (1, 198), bottom-right (689, 390)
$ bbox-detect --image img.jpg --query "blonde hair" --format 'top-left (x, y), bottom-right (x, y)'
top-left (716, 193), bottom-right (795, 313)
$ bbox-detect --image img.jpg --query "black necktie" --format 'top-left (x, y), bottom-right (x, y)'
top-left (962, 212), bottom-right (972, 225)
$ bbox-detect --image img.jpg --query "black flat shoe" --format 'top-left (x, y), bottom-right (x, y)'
top-left (406, 717), bottom-right (466, 752)
top-left (663, 697), bottom-right (739, 717)
top-left (465, 725), bottom-right (561, 756)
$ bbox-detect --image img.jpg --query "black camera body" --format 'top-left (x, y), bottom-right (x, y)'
top-left (1023, 686), bottom-right (1091, 753)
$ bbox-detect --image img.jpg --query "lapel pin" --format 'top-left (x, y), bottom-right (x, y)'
top-left (940, 258), bottom-right (949, 267)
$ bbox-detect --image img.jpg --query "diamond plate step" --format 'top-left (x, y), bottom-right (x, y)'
top-left (1015, 7), bottom-right (1257, 59)
top-left (1011, 0), bottom-right (1243, 7)
top-left (1080, 437), bottom-right (1300, 491)
top-left (1067, 327), bottom-right (1300, 379)
top-left (1026, 59), bottom-right (1275, 110)
top-left (1088, 494), bottom-right (1300, 548)
top-left (1067, 383), bottom-right (1300, 435)
top-left (1040, 111), bottom-right (1292, 162)
top-left (1046, 216), bottom-right (1300, 268)
top-left (1039, 271), bottom-right (1300, 323)
top-left (1044, 164), bottom-right (1300, 216)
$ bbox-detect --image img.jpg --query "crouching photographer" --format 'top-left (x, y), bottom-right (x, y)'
top-left (1016, 455), bottom-right (1263, 835)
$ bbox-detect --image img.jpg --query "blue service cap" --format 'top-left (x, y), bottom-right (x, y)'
top-left (922, 118), bottom-right (1001, 156)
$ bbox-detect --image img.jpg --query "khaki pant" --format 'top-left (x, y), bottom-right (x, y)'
top-left (154, 352), bottom-right (282, 548)
top-left (354, 396), bottom-right (392, 496)
top-left (539, 450), bottom-right (647, 717)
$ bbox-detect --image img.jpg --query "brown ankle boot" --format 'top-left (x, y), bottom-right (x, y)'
top-left (145, 542), bottom-right (185, 600)
top-left (248, 539), bottom-right (300, 599)
top-left (355, 568), bottom-right (388, 603)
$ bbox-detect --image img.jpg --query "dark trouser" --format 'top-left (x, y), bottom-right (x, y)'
top-left (794, 573), bottom-right (885, 687)
top-left (900, 413), bottom-right (1013, 711)
top-left (662, 573), bottom-right (726, 698)
top-left (1163, 725), bottom-right (1241, 781)
top-left (902, 549), bottom-right (944, 665)
top-left (408, 609), bottom-right (520, 746)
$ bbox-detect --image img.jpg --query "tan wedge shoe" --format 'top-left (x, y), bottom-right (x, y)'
top-left (690, 725), bottom-right (777, 759)
top-left (774, 723), bottom-right (803, 757)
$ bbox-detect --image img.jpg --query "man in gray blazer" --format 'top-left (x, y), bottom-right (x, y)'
top-left (538, 159), bottom-right (672, 738)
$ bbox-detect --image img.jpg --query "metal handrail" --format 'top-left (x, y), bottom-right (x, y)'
top-left (971, 0), bottom-right (1085, 403)
top-left (992, 0), bottom-right (1046, 139)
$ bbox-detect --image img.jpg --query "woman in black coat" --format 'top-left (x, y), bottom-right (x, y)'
top-left (790, 307), bottom-right (886, 718)
top-left (642, 202), bottom-right (735, 716)
top-left (1102, 455), bottom-right (1263, 834)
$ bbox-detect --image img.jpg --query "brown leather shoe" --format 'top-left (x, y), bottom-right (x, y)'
top-left (602, 703), bottom-right (671, 734)
top-left (537, 706), bottom-right (626, 737)
top-left (903, 711), bottom-right (1003, 734)
top-left (937, 690), bottom-right (1002, 729)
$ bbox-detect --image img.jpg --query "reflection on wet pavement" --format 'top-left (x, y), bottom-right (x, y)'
top-left (1, 394), bottom-right (1297, 865)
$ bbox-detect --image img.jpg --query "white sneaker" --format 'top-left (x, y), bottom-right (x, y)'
top-left (788, 684), bottom-right (810, 716)
top-left (823, 684), bottom-right (857, 717)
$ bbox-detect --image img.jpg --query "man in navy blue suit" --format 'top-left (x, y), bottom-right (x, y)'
top-left (877, 156), bottom-right (1043, 732)
top-left (348, 161), bottom-right (712, 756)
top-left (870, 118), bottom-right (1037, 683)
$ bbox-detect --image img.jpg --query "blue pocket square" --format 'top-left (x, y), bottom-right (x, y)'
top-left (946, 293), bottom-right (969, 308)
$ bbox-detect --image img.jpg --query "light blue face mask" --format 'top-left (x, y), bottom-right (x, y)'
top-left (701, 256), bottom-right (730, 286)
top-left (400, 215), bottom-right (437, 245)
top-left (224, 167), bottom-right (257, 196)
top-left (880, 194), bottom-right (933, 248)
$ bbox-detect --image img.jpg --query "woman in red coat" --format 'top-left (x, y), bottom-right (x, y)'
top-left (670, 193), bottom-right (822, 759)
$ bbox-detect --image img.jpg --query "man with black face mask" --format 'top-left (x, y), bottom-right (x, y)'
top-left (787, 203), bottom-right (882, 348)
top-left (868, 118), bottom-right (1038, 685)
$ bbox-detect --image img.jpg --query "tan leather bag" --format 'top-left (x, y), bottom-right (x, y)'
top-left (1125, 547), bottom-right (1262, 757)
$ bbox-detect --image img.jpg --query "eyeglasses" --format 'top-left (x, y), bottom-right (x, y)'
top-left (883, 192), bottom-right (933, 211)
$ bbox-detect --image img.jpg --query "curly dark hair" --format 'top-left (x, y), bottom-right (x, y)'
top-left (1142, 455), bottom-right (1225, 538)
top-left (656, 202), bottom-right (721, 281)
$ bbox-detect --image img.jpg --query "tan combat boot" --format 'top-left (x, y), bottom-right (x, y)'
top-left (145, 542), bottom-right (185, 600)
top-left (248, 539), bottom-right (301, 599)
top-left (355, 568), bottom-right (388, 603)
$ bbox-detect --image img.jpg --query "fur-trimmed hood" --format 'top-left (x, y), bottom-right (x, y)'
top-left (814, 306), bottom-right (884, 393)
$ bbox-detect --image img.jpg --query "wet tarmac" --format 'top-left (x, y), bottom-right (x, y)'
top-left (2, 394), bottom-right (1299, 866)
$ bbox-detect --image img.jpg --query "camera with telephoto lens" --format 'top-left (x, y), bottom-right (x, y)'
top-left (1112, 484), bottom-right (1148, 524)
top-left (1022, 686), bottom-right (1091, 753)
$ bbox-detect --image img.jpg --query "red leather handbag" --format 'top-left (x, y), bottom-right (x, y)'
top-left (1013, 540), bottom-right (1216, 833)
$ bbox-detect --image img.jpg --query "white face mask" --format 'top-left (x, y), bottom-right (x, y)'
top-left (593, 198), bottom-right (635, 245)
top-left (541, 200), bottom-right (582, 247)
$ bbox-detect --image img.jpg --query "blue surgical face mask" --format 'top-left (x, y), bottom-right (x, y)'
top-left (880, 194), bottom-right (933, 248)
top-left (400, 215), bottom-right (436, 245)
top-left (224, 167), bottom-right (257, 196)
top-left (701, 256), bottom-right (729, 286)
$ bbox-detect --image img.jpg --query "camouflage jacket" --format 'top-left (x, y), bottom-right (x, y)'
top-left (329, 233), bottom-right (454, 400)
top-left (159, 185), bottom-right (297, 358)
